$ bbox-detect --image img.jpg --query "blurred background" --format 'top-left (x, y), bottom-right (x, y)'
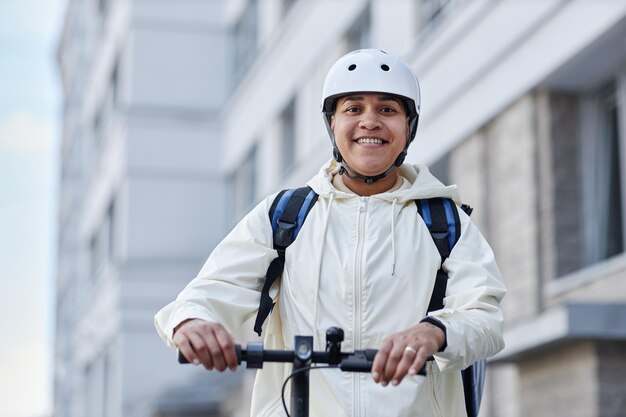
top-left (0, 0), bottom-right (64, 416)
top-left (2, 0), bottom-right (626, 416)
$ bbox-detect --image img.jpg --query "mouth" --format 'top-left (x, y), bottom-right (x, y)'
top-left (354, 137), bottom-right (388, 145)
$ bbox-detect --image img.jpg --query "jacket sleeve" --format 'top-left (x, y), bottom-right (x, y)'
top-left (427, 208), bottom-right (507, 372)
top-left (154, 196), bottom-right (277, 349)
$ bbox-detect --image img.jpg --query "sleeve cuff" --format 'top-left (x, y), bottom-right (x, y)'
top-left (420, 316), bottom-right (448, 352)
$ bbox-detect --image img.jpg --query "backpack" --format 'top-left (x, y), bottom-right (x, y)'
top-left (253, 186), bottom-right (485, 417)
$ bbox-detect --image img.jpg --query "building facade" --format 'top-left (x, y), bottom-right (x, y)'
top-left (56, 0), bottom-right (626, 416)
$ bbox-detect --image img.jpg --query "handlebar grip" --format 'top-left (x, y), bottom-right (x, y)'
top-left (178, 346), bottom-right (243, 365)
top-left (177, 349), bottom-right (189, 364)
top-left (235, 344), bottom-right (242, 365)
top-left (339, 349), bottom-right (376, 372)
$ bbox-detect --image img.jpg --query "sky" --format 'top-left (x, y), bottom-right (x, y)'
top-left (0, 0), bottom-right (66, 416)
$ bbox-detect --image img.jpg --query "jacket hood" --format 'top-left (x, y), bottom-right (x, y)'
top-left (307, 159), bottom-right (461, 204)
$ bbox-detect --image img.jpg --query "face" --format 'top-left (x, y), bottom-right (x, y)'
top-left (331, 93), bottom-right (410, 177)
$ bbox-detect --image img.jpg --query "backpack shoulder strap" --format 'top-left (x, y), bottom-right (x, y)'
top-left (417, 198), bottom-right (485, 417)
top-left (253, 186), bottom-right (318, 336)
top-left (415, 198), bottom-right (462, 312)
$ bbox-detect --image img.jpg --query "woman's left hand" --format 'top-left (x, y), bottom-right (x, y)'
top-left (371, 322), bottom-right (445, 386)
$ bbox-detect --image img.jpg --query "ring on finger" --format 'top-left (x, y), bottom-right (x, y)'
top-left (404, 346), bottom-right (417, 355)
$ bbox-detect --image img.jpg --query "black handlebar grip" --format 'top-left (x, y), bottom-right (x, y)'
top-left (339, 350), bottom-right (375, 372)
top-left (235, 344), bottom-right (242, 365)
top-left (364, 349), bottom-right (377, 361)
top-left (179, 346), bottom-right (243, 365)
top-left (177, 349), bottom-right (189, 364)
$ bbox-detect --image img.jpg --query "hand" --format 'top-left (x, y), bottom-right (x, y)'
top-left (173, 319), bottom-right (238, 372)
top-left (371, 322), bottom-right (445, 386)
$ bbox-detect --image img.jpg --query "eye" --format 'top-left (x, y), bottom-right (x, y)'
top-left (346, 106), bottom-right (361, 113)
top-left (380, 106), bottom-right (398, 113)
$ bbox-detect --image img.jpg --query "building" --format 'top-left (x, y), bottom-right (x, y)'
top-left (55, 0), bottom-right (626, 416)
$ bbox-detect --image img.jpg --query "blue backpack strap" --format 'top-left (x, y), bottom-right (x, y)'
top-left (463, 358), bottom-right (486, 417)
top-left (417, 198), bottom-right (483, 417)
top-left (253, 186), bottom-right (318, 336)
top-left (416, 198), bottom-right (461, 312)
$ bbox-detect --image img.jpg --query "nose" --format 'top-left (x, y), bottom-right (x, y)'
top-left (358, 109), bottom-right (382, 130)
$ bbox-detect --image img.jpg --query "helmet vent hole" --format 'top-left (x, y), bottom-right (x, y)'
top-left (348, 64), bottom-right (357, 71)
top-left (381, 64), bottom-right (390, 71)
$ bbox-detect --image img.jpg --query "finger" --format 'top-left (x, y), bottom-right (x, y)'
top-left (187, 331), bottom-right (214, 370)
top-left (390, 347), bottom-right (417, 385)
top-left (382, 343), bottom-right (405, 385)
top-left (214, 326), bottom-right (238, 371)
top-left (175, 337), bottom-right (198, 365)
top-left (372, 343), bottom-right (392, 383)
top-left (203, 327), bottom-right (229, 371)
top-left (408, 351), bottom-right (427, 376)
top-left (416, 345), bottom-right (431, 372)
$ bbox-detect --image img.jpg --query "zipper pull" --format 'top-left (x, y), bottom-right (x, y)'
top-left (359, 197), bottom-right (368, 212)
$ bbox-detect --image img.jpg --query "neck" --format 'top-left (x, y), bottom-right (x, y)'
top-left (340, 167), bottom-right (399, 196)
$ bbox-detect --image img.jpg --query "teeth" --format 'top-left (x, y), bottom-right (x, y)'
top-left (356, 138), bottom-right (384, 144)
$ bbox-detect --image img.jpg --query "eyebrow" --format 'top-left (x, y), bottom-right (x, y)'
top-left (341, 95), bottom-right (403, 105)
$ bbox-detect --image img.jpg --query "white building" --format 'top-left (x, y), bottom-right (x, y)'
top-left (55, 0), bottom-right (626, 416)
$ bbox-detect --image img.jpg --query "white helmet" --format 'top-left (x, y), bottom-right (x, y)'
top-left (322, 49), bottom-right (421, 144)
top-left (320, 49), bottom-right (421, 183)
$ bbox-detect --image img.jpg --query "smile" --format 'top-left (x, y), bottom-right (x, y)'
top-left (355, 137), bottom-right (386, 144)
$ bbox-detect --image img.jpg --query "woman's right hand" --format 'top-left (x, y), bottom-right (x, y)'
top-left (173, 319), bottom-right (239, 372)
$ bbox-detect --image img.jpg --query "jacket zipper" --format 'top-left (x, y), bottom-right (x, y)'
top-left (353, 196), bottom-right (368, 417)
top-left (429, 362), bottom-right (443, 417)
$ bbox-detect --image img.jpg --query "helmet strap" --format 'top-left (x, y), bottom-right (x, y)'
top-left (338, 158), bottom-right (399, 185)
top-left (327, 114), bottom-right (410, 184)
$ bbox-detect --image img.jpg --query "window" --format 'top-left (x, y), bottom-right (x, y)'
top-left (92, 63), bottom-right (118, 153)
top-left (430, 154), bottom-right (450, 185)
top-left (346, 7), bottom-right (371, 51)
top-left (93, 107), bottom-right (103, 150)
top-left (83, 351), bottom-right (109, 417)
top-left (281, 98), bottom-right (296, 173)
top-left (90, 228), bottom-right (104, 279)
top-left (89, 198), bottom-right (115, 279)
top-left (98, 0), bottom-right (109, 16)
top-left (418, 0), bottom-right (450, 28)
top-left (97, 0), bottom-right (111, 35)
top-left (234, 0), bottom-right (259, 82)
top-left (416, 0), bottom-right (469, 39)
top-left (282, 0), bottom-right (296, 18)
top-left (107, 199), bottom-right (116, 261)
top-left (581, 81), bottom-right (625, 265)
top-left (232, 145), bottom-right (258, 220)
top-left (111, 59), bottom-right (119, 107)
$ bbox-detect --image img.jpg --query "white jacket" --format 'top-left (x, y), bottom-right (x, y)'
top-left (155, 160), bottom-right (506, 417)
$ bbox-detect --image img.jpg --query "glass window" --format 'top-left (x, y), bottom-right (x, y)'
top-left (418, 0), bottom-right (450, 28)
top-left (90, 230), bottom-right (102, 279)
top-left (430, 153), bottom-right (450, 185)
top-left (107, 199), bottom-right (115, 261)
top-left (346, 7), bottom-right (371, 51)
top-left (416, 0), bottom-right (470, 39)
top-left (581, 82), bottom-right (624, 264)
top-left (234, 0), bottom-right (259, 82)
top-left (89, 199), bottom-right (115, 279)
top-left (281, 98), bottom-right (296, 174)
top-left (232, 145), bottom-right (258, 221)
top-left (283, 0), bottom-right (296, 18)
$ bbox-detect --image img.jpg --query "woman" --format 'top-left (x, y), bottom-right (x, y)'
top-left (155, 49), bottom-right (506, 417)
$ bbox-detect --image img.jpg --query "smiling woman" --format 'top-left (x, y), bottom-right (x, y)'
top-left (320, 49), bottom-right (421, 194)
top-left (331, 93), bottom-right (410, 195)
top-left (155, 48), bottom-right (506, 417)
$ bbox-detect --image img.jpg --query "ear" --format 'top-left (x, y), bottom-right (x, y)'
top-left (331, 114), bottom-right (335, 131)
